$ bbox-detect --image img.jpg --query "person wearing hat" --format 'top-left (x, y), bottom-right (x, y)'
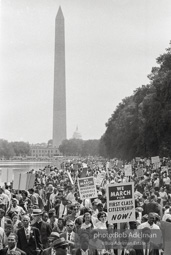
top-left (42, 232), bottom-right (60, 255)
top-left (31, 209), bottom-right (52, 249)
top-left (17, 215), bottom-right (43, 255)
top-left (43, 237), bottom-right (68, 255)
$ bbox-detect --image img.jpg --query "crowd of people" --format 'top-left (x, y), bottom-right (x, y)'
top-left (0, 157), bottom-right (171, 255)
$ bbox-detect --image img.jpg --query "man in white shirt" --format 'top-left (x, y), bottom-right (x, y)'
top-left (138, 213), bottom-right (160, 230)
top-left (60, 220), bottom-right (75, 255)
top-left (56, 197), bottom-right (68, 218)
top-left (9, 198), bottom-right (25, 216)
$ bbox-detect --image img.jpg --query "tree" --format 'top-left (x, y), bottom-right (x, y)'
top-left (99, 42), bottom-right (171, 160)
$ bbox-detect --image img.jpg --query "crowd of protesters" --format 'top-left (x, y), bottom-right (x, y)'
top-left (0, 157), bottom-right (171, 255)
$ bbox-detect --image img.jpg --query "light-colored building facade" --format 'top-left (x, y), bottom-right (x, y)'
top-left (30, 144), bottom-right (60, 159)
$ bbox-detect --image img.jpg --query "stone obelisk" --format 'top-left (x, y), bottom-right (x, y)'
top-left (53, 6), bottom-right (66, 148)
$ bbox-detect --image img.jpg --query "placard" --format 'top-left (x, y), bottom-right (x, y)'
top-left (78, 177), bottom-right (97, 200)
top-left (80, 168), bottom-right (87, 178)
top-left (137, 167), bottom-right (144, 178)
top-left (124, 164), bottom-right (132, 176)
top-left (67, 171), bottom-right (74, 185)
top-left (13, 172), bottom-right (35, 190)
top-left (1, 169), bottom-right (13, 183)
top-left (151, 156), bottom-right (160, 164)
top-left (106, 182), bottom-right (135, 223)
top-left (26, 173), bottom-right (35, 190)
top-left (95, 172), bottom-right (105, 186)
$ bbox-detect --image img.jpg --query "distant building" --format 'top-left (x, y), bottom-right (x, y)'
top-left (30, 143), bottom-right (60, 159)
top-left (72, 126), bottom-right (82, 140)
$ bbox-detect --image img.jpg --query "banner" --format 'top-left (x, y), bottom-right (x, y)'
top-left (124, 164), bottom-right (132, 176)
top-left (151, 156), bottom-right (160, 164)
top-left (106, 182), bottom-right (135, 223)
top-left (78, 177), bottom-right (97, 200)
top-left (1, 169), bottom-right (13, 183)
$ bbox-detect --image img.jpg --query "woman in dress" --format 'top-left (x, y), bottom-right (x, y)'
top-left (81, 212), bottom-right (94, 230)
top-left (95, 212), bottom-right (107, 229)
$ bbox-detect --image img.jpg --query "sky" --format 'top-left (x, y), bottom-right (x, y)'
top-left (0, 0), bottom-right (171, 144)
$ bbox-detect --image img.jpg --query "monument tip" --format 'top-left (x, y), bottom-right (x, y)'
top-left (56, 6), bottom-right (64, 19)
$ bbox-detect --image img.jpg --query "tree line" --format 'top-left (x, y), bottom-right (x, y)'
top-left (99, 42), bottom-right (171, 160)
top-left (59, 139), bottom-right (100, 156)
top-left (0, 139), bottom-right (31, 159)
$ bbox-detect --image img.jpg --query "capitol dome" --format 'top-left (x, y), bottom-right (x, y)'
top-left (72, 126), bottom-right (82, 139)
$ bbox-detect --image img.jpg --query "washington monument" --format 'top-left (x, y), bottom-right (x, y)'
top-left (53, 7), bottom-right (66, 148)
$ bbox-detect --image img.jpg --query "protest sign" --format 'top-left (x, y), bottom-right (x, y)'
top-left (78, 176), bottom-right (97, 200)
top-left (135, 157), bottom-right (141, 162)
top-left (55, 161), bottom-right (61, 169)
top-left (124, 164), bottom-right (132, 176)
top-left (13, 172), bottom-right (35, 190)
top-left (146, 159), bottom-right (151, 166)
top-left (137, 167), bottom-right (144, 178)
top-left (1, 168), bottom-right (13, 183)
top-left (73, 164), bottom-right (78, 171)
top-left (95, 172), bottom-right (105, 186)
top-left (106, 182), bottom-right (135, 224)
top-left (26, 173), bottom-right (35, 190)
top-left (80, 167), bottom-right (87, 178)
top-left (117, 160), bottom-right (123, 168)
top-left (67, 171), bottom-right (74, 185)
top-left (151, 156), bottom-right (160, 164)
